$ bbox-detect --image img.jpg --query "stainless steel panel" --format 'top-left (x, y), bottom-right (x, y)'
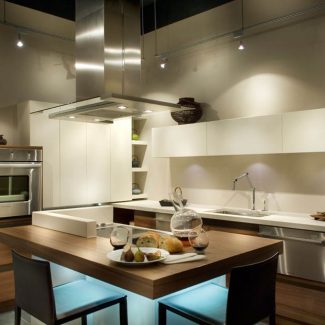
top-left (105, 0), bottom-right (123, 95)
top-left (48, 95), bottom-right (184, 123)
top-left (0, 148), bottom-right (43, 217)
top-left (259, 225), bottom-right (325, 283)
top-left (0, 148), bottom-right (42, 162)
top-left (76, 0), bottom-right (105, 100)
top-left (278, 239), bottom-right (324, 282)
top-left (121, 0), bottom-right (141, 97)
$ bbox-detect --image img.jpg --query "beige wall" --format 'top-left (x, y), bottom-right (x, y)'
top-left (140, 0), bottom-right (325, 214)
top-left (0, 104), bottom-right (17, 144)
top-left (0, 2), bottom-right (75, 109)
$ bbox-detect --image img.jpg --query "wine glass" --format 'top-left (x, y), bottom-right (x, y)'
top-left (109, 226), bottom-right (130, 250)
top-left (188, 228), bottom-right (209, 254)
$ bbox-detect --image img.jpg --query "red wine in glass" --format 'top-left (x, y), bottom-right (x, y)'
top-left (188, 228), bottom-right (209, 254)
top-left (110, 226), bottom-right (130, 250)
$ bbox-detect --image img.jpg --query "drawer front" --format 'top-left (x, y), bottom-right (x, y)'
top-left (0, 243), bottom-right (12, 265)
top-left (0, 271), bottom-right (14, 303)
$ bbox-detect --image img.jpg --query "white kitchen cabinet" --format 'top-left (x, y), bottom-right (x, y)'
top-left (152, 123), bottom-right (207, 157)
top-left (207, 115), bottom-right (283, 155)
top-left (283, 108), bottom-right (325, 153)
top-left (86, 123), bottom-right (111, 203)
top-left (110, 117), bottom-right (132, 202)
top-left (60, 121), bottom-right (88, 206)
top-left (30, 108), bottom-right (61, 208)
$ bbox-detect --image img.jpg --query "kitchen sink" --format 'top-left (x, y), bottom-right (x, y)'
top-left (209, 209), bottom-right (271, 218)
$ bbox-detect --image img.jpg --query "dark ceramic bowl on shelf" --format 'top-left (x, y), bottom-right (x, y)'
top-left (171, 97), bottom-right (202, 125)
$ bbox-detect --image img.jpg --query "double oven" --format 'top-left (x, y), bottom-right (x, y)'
top-left (0, 147), bottom-right (42, 218)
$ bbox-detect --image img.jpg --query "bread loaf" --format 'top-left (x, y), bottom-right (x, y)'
top-left (159, 235), bottom-right (183, 253)
top-left (136, 232), bottom-right (160, 248)
top-left (136, 231), bottom-right (183, 253)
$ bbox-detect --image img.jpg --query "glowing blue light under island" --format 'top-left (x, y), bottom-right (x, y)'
top-left (48, 262), bottom-right (226, 325)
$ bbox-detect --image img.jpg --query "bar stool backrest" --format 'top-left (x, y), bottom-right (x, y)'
top-left (12, 251), bottom-right (57, 324)
top-left (226, 253), bottom-right (279, 325)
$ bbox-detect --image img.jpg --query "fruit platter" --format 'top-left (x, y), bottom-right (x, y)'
top-left (107, 245), bottom-right (169, 265)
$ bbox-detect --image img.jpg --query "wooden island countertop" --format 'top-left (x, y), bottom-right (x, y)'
top-left (0, 225), bottom-right (282, 299)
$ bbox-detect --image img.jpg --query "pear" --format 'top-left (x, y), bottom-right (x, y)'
top-left (134, 247), bottom-right (145, 262)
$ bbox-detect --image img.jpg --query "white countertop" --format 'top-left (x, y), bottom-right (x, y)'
top-left (112, 200), bottom-right (325, 232)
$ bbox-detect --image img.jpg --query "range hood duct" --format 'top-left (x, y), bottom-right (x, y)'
top-left (50, 0), bottom-right (186, 123)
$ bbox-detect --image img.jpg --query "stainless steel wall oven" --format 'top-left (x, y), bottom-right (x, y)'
top-left (0, 147), bottom-right (42, 218)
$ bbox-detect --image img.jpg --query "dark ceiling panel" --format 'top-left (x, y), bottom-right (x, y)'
top-left (142, 0), bottom-right (235, 34)
top-left (6, 0), bottom-right (234, 33)
top-left (6, 0), bottom-right (75, 21)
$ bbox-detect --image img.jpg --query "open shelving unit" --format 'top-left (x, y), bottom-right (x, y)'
top-left (132, 120), bottom-right (148, 200)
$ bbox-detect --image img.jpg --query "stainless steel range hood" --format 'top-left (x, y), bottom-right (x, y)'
top-left (49, 0), bottom-right (186, 123)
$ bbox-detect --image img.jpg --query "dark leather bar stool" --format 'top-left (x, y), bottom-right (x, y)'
top-left (158, 253), bottom-right (279, 325)
top-left (12, 250), bottom-right (128, 325)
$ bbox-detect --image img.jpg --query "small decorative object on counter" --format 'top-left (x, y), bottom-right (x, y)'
top-left (159, 199), bottom-right (187, 207)
top-left (132, 128), bottom-right (139, 140)
top-left (132, 183), bottom-right (142, 195)
top-left (0, 135), bottom-right (7, 145)
top-left (170, 187), bottom-right (202, 245)
top-left (310, 211), bottom-right (325, 221)
top-left (171, 97), bottom-right (203, 125)
top-left (132, 155), bottom-right (140, 168)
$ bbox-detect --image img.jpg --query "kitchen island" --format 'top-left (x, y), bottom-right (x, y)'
top-left (112, 200), bottom-right (325, 324)
top-left (112, 200), bottom-right (325, 232)
top-left (0, 225), bottom-right (282, 324)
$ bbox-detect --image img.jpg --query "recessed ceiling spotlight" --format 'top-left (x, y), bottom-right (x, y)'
top-left (16, 33), bottom-right (24, 48)
top-left (94, 118), bottom-right (101, 122)
top-left (69, 115), bottom-right (75, 119)
top-left (118, 105), bottom-right (127, 110)
top-left (144, 110), bottom-right (152, 113)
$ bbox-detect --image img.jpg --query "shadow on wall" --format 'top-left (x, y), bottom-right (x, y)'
top-left (169, 152), bottom-right (325, 196)
top-left (201, 103), bottom-right (220, 121)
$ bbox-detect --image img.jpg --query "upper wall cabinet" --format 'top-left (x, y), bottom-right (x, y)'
top-left (283, 108), bottom-right (325, 153)
top-left (207, 115), bottom-right (283, 156)
top-left (152, 123), bottom-right (207, 157)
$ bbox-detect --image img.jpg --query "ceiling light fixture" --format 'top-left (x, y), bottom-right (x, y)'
top-left (69, 116), bottom-right (75, 119)
top-left (16, 33), bottom-right (24, 48)
top-left (118, 105), bottom-right (127, 110)
top-left (144, 109), bottom-right (152, 113)
top-left (160, 56), bottom-right (168, 69)
top-left (153, 0), bottom-right (158, 58)
top-left (141, 0), bottom-right (145, 62)
top-left (238, 0), bottom-right (245, 51)
top-left (238, 40), bottom-right (245, 50)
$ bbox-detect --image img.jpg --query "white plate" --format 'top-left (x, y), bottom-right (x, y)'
top-left (107, 247), bottom-right (169, 265)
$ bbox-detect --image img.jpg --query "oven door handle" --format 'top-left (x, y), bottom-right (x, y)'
top-left (0, 163), bottom-right (42, 168)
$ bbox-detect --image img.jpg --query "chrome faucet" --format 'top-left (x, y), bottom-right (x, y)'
top-left (232, 172), bottom-right (256, 210)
